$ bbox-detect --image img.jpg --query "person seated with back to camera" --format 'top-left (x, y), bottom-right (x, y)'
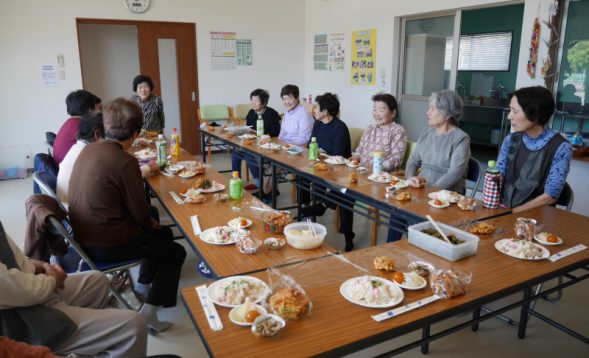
top-left (68, 98), bottom-right (186, 334)
top-left (231, 88), bottom-right (281, 199)
top-left (53, 90), bottom-right (102, 167)
top-left (0, 222), bottom-right (147, 357)
top-left (496, 86), bottom-right (572, 212)
top-left (387, 89), bottom-right (470, 242)
top-left (299, 92), bottom-right (357, 251)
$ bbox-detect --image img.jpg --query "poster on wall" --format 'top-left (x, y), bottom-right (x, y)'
top-left (328, 33), bottom-right (345, 71)
top-left (40, 64), bottom-right (58, 85)
top-left (210, 31), bottom-right (237, 70)
top-left (351, 29), bottom-right (376, 85)
top-left (314, 34), bottom-right (328, 70)
top-left (236, 39), bottom-right (253, 66)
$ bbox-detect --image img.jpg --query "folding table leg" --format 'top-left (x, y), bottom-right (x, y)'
top-left (471, 307), bottom-right (481, 332)
top-left (421, 325), bottom-right (430, 354)
top-left (518, 287), bottom-right (532, 339)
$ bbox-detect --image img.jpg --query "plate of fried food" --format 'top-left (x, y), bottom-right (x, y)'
top-left (313, 162), bottom-right (329, 171)
top-left (394, 191), bottom-right (412, 202)
top-left (468, 222), bottom-right (495, 235)
top-left (533, 232), bottom-right (563, 246)
top-left (373, 256), bottom-right (395, 272)
top-left (193, 177), bottom-right (225, 193)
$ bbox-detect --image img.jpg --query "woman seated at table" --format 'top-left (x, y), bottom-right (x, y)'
top-left (349, 93), bottom-right (407, 171)
top-left (496, 86), bottom-right (572, 212)
top-left (387, 89), bottom-right (470, 242)
top-left (278, 84), bottom-right (314, 146)
top-left (131, 74), bottom-right (165, 133)
top-left (299, 93), bottom-right (355, 251)
top-left (231, 88), bottom-right (281, 195)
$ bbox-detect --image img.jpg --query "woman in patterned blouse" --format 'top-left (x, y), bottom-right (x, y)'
top-left (131, 75), bottom-right (165, 132)
top-left (350, 93), bottom-right (407, 170)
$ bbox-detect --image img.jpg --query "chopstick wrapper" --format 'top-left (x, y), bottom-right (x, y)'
top-left (549, 244), bottom-right (586, 262)
top-left (372, 294), bottom-right (442, 322)
top-left (191, 215), bottom-right (202, 235)
top-left (195, 285), bottom-right (223, 331)
top-left (169, 191), bottom-right (184, 205)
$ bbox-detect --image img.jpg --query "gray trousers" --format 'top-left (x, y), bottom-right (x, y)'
top-left (49, 271), bottom-right (147, 358)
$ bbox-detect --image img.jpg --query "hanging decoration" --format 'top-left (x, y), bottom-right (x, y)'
top-left (527, 17), bottom-right (541, 79)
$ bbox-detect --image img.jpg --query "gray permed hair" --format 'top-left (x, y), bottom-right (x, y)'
top-left (430, 89), bottom-right (463, 125)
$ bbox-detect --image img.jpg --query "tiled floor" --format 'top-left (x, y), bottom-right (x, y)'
top-left (1, 152), bottom-right (587, 357)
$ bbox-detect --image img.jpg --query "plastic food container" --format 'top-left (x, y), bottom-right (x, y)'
top-left (262, 211), bottom-right (293, 234)
top-left (283, 222), bottom-right (326, 250)
top-left (408, 221), bottom-right (479, 261)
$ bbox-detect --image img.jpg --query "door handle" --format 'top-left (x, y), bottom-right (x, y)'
top-left (191, 92), bottom-right (196, 102)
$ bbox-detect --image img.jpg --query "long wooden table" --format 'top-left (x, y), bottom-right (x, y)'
top-left (181, 206), bottom-right (588, 357)
top-left (143, 151), bottom-right (337, 278)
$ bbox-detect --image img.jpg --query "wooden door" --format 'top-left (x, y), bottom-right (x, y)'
top-left (137, 22), bottom-right (200, 154)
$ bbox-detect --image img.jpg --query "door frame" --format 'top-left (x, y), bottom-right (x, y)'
top-left (76, 18), bottom-right (201, 154)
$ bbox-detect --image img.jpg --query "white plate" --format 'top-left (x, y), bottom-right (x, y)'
top-left (533, 232), bottom-right (563, 246)
top-left (356, 166), bottom-right (368, 174)
top-left (495, 238), bottom-right (550, 260)
top-left (388, 179), bottom-right (408, 189)
top-left (367, 172), bottom-right (392, 183)
top-left (346, 161), bottom-right (360, 168)
top-left (259, 143), bottom-right (281, 150)
top-left (199, 226), bottom-right (246, 245)
top-left (239, 134), bottom-right (257, 140)
top-left (286, 147), bottom-right (304, 155)
top-left (393, 273), bottom-right (427, 290)
top-left (200, 182), bottom-right (226, 193)
top-left (178, 171), bottom-right (196, 179)
top-left (428, 199), bottom-right (449, 208)
top-left (428, 190), bottom-right (462, 203)
top-left (340, 275), bottom-right (404, 308)
top-left (227, 217), bottom-right (253, 229)
top-left (325, 156), bottom-right (349, 165)
top-left (177, 160), bottom-right (196, 167)
top-left (134, 149), bottom-right (156, 159)
top-left (207, 276), bottom-right (270, 308)
top-left (228, 304), bottom-right (268, 326)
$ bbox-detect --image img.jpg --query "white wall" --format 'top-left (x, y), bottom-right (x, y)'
top-left (0, 0), bottom-right (305, 157)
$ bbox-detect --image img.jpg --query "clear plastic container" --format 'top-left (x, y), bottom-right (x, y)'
top-left (408, 221), bottom-right (479, 261)
top-left (284, 222), bottom-right (326, 250)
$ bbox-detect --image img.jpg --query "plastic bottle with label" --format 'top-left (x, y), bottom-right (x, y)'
top-left (170, 128), bottom-right (181, 157)
top-left (482, 160), bottom-right (502, 208)
top-left (256, 114), bottom-right (264, 136)
top-left (308, 137), bottom-right (319, 161)
top-left (156, 134), bottom-right (168, 169)
top-left (372, 151), bottom-right (384, 175)
top-left (229, 171), bottom-right (243, 199)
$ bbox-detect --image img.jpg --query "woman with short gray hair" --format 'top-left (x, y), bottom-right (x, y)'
top-left (405, 89), bottom-right (471, 193)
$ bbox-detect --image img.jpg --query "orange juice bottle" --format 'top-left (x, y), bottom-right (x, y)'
top-left (170, 128), bottom-right (181, 156)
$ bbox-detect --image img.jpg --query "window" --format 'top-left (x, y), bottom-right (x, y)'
top-left (444, 32), bottom-right (513, 71)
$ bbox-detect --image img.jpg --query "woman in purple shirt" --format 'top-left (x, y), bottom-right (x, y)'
top-left (278, 84), bottom-right (314, 146)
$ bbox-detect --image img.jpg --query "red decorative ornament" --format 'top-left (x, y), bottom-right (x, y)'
top-left (527, 18), bottom-right (541, 79)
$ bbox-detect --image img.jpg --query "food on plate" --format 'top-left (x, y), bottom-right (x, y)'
top-left (179, 170), bottom-right (196, 178)
top-left (282, 143), bottom-right (292, 150)
top-left (349, 159), bottom-right (359, 166)
top-left (408, 261), bottom-right (434, 277)
top-left (239, 133), bottom-right (257, 140)
top-left (258, 134), bottom-right (271, 144)
top-left (193, 177), bottom-right (212, 190)
top-left (434, 199), bottom-right (443, 206)
top-left (514, 218), bottom-right (537, 241)
top-left (457, 197), bottom-right (477, 211)
top-left (263, 237), bottom-right (285, 250)
top-left (397, 271), bottom-right (426, 288)
top-left (421, 228), bottom-right (464, 245)
top-left (204, 226), bottom-right (244, 244)
top-left (314, 162), bottom-right (328, 171)
top-left (228, 217), bottom-right (250, 228)
top-left (259, 142), bottom-right (281, 150)
top-left (431, 269), bottom-right (470, 298)
top-left (395, 192), bottom-right (412, 201)
top-left (373, 256), bottom-right (395, 271)
top-left (392, 272), bottom-right (405, 284)
top-left (325, 155), bottom-right (348, 164)
top-left (242, 139), bottom-right (254, 146)
top-left (536, 232), bottom-right (560, 244)
top-left (344, 276), bottom-right (399, 306)
top-left (496, 238), bottom-right (547, 260)
top-left (246, 310), bottom-right (262, 323)
top-left (469, 222), bottom-right (495, 235)
top-left (429, 190), bottom-right (462, 203)
top-left (368, 172), bottom-right (392, 183)
top-left (214, 193), bottom-right (229, 202)
top-left (408, 176), bottom-right (426, 188)
top-left (251, 314), bottom-right (285, 337)
top-left (546, 234), bottom-right (558, 243)
top-left (262, 211), bottom-right (293, 234)
top-left (226, 132), bottom-right (234, 139)
top-left (212, 278), bottom-right (267, 306)
top-left (237, 235), bottom-right (261, 254)
top-left (269, 288), bottom-right (310, 320)
top-left (348, 171), bottom-right (358, 184)
top-left (184, 191), bottom-right (206, 204)
top-left (230, 300), bottom-right (266, 324)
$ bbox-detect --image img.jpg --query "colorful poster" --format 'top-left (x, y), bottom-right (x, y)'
top-left (328, 33), bottom-right (345, 71)
top-left (351, 29), bottom-right (376, 85)
top-left (314, 34), bottom-right (328, 71)
top-left (210, 31), bottom-right (237, 70)
top-left (236, 39), bottom-right (253, 66)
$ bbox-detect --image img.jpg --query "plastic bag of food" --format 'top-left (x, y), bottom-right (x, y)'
top-left (264, 267), bottom-right (313, 320)
top-left (430, 267), bottom-right (472, 298)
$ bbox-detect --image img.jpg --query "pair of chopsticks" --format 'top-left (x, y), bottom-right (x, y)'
top-left (426, 215), bottom-right (452, 244)
top-left (306, 218), bottom-right (318, 239)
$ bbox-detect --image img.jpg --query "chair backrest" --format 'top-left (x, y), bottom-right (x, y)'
top-left (198, 105), bottom-right (231, 122)
top-left (465, 157), bottom-right (484, 198)
top-left (33, 171), bottom-right (58, 199)
top-left (349, 127), bottom-right (365, 151)
top-left (45, 131), bottom-right (57, 155)
top-left (233, 104), bottom-right (251, 121)
top-left (401, 140), bottom-right (417, 170)
top-left (556, 182), bottom-right (574, 211)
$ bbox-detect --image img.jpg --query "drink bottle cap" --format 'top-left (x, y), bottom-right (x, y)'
top-left (232, 171), bottom-right (239, 178)
top-left (157, 134), bottom-right (164, 140)
top-left (311, 137), bottom-right (317, 142)
top-left (172, 128), bottom-right (177, 132)
top-left (488, 160), bottom-right (496, 167)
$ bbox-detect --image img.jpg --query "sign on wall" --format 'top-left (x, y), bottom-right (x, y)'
top-left (351, 29), bottom-right (376, 85)
top-left (236, 39), bottom-right (253, 66)
top-left (329, 33), bottom-right (346, 71)
top-left (314, 34), bottom-right (328, 70)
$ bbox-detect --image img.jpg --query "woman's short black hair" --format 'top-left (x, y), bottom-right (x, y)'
top-left (315, 92), bottom-right (340, 117)
top-left (102, 98), bottom-right (144, 141)
top-left (371, 93), bottom-right (398, 113)
top-left (77, 111), bottom-right (104, 142)
top-left (250, 88), bottom-right (270, 106)
top-left (280, 84), bottom-right (299, 99)
top-left (133, 74), bottom-right (154, 92)
top-left (512, 86), bottom-right (555, 126)
top-left (65, 90), bottom-right (101, 116)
